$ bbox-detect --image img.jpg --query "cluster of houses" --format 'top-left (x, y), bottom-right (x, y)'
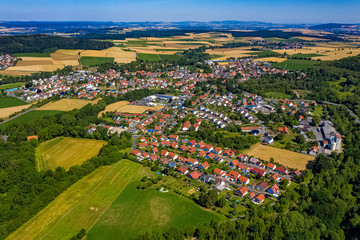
top-left (0, 54), bottom-right (17, 70)
top-left (131, 133), bottom-right (300, 204)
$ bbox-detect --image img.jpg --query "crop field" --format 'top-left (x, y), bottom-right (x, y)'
top-left (4, 110), bottom-right (63, 124)
top-left (80, 57), bottom-right (114, 66)
top-left (7, 160), bottom-right (223, 240)
top-left (244, 143), bottom-right (315, 170)
top-left (98, 101), bottom-right (130, 116)
top-left (0, 97), bottom-right (28, 108)
top-left (205, 47), bottom-right (260, 60)
top-left (255, 57), bottom-right (287, 62)
top-left (0, 104), bottom-right (31, 119)
top-left (99, 101), bottom-right (163, 116)
top-left (272, 59), bottom-right (318, 70)
top-left (38, 98), bottom-right (101, 111)
top-left (36, 137), bottom-right (106, 171)
top-left (12, 53), bottom-right (52, 57)
top-left (137, 53), bottom-right (161, 61)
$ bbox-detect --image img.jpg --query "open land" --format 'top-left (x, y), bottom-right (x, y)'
top-left (244, 143), bottom-right (315, 170)
top-left (0, 104), bottom-right (31, 119)
top-left (7, 160), bottom-right (224, 240)
top-left (4, 110), bottom-right (64, 124)
top-left (99, 101), bottom-right (164, 116)
top-left (0, 97), bottom-right (28, 109)
top-left (38, 98), bottom-right (101, 111)
top-left (36, 137), bottom-right (106, 171)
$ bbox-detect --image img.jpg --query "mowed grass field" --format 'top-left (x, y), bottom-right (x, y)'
top-left (38, 98), bottom-right (101, 111)
top-left (264, 92), bottom-right (292, 99)
top-left (7, 160), bottom-right (224, 240)
top-left (272, 59), bottom-right (318, 71)
top-left (0, 97), bottom-right (28, 108)
top-left (0, 82), bottom-right (26, 90)
top-left (36, 137), bottom-right (106, 171)
top-left (244, 143), bottom-right (315, 170)
top-left (4, 110), bottom-right (64, 124)
top-left (80, 56), bottom-right (114, 66)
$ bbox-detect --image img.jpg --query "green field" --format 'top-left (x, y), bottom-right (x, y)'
top-left (0, 82), bottom-right (26, 90)
top-left (138, 53), bottom-right (181, 61)
top-left (12, 52), bottom-right (51, 57)
top-left (249, 50), bottom-right (281, 57)
top-left (36, 137), bottom-right (106, 171)
top-left (272, 59), bottom-right (318, 70)
top-left (155, 49), bottom-right (183, 52)
top-left (176, 42), bottom-right (208, 45)
top-left (4, 110), bottom-right (63, 124)
top-left (159, 54), bottom-right (181, 61)
top-left (80, 57), bottom-right (114, 66)
top-left (264, 92), bottom-right (292, 99)
top-left (0, 97), bottom-right (28, 108)
top-left (290, 53), bottom-right (324, 58)
top-left (7, 160), bottom-right (224, 240)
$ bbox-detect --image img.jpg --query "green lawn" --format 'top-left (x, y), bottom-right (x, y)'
top-left (12, 53), bottom-right (51, 57)
top-left (80, 57), bottom-right (114, 66)
top-left (0, 97), bottom-right (28, 108)
top-left (87, 182), bottom-right (224, 239)
top-left (264, 92), bottom-right (292, 99)
top-left (4, 110), bottom-right (63, 124)
top-left (272, 59), bottom-right (318, 71)
top-left (0, 82), bottom-right (26, 90)
top-left (7, 160), bottom-right (224, 240)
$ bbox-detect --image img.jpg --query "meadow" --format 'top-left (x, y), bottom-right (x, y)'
top-left (35, 137), bottom-right (106, 171)
top-left (80, 56), bottom-right (114, 66)
top-left (264, 92), bottom-right (292, 99)
top-left (4, 110), bottom-right (64, 124)
top-left (244, 143), bottom-right (315, 170)
top-left (0, 82), bottom-right (26, 90)
top-left (271, 59), bottom-right (318, 70)
top-left (0, 97), bottom-right (28, 108)
top-left (12, 53), bottom-right (52, 57)
top-left (7, 160), bottom-right (223, 240)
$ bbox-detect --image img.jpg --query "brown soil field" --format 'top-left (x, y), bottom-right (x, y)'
top-left (0, 104), bottom-right (32, 119)
top-left (38, 99), bottom-right (100, 111)
top-left (244, 143), bottom-right (315, 170)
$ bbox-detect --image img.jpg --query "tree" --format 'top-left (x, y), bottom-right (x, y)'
top-left (216, 197), bottom-right (227, 208)
top-left (313, 115), bottom-right (321, 126)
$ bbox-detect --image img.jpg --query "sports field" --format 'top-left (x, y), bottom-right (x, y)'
top-left (7, 160), bottom-right (224, 240)
top-left (0, 97), bottom-right (28, 108)
top-left (38, 98), bottom-right (101, 111)
top-left (36, 137), bottom-right (106, 171)
top-left (244, 143), bottom-right (315, 170)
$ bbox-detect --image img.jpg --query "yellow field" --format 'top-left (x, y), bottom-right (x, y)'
top-left (38, 98), bottom-right (101, 111)
top-left (36, 137), bottom-right (107, 171)
top-left (0, 104), bottom-right (32, 119)
top-left (99, 101), bottom-right (164, 116)
top-left (244, 143), bottom-right (315, 170)
top-left (98, 101), bottom-right (130, 116)
top-left (206, 47), bottom-right (259, 60)
top-left (255, 57), bottom-right (287, 62)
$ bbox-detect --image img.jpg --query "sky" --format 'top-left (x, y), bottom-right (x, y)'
top-left (0, 0), bottom-right (359, 24)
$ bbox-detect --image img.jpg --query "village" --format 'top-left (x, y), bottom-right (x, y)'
top-left (0, 54), bottom-right (17, 70)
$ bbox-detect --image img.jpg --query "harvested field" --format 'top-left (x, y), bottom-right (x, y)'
top-left (99, 101), bottom-right (130, 116)
top-left (206, 47), bottom-right (259, 60)
top-left (244, 143), bottom-right (315, 170)
top-left (79, 47), bottom-right (136, 63)
top-left (36, 137), bottom-right (106, 171)
top-left (117, 104), bottom-right (163, 114)
top-left (0, 104), bottom-right (31, 119)
top-left (255, 57), bottom-right (287, 62)
top-left (37, 98), bottom-right (100, 111)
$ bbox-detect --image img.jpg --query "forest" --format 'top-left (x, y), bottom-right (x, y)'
top-left (0, 34), bottom-right (114, 54)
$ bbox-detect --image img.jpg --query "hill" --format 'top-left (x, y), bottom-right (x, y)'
top-left (0, 34), bottom-right (114, 54)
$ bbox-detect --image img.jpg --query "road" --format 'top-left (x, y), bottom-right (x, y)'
top-left (131, 135), bottom-right (142, 150)
top-left (0, 107), bottom-right (37, 125)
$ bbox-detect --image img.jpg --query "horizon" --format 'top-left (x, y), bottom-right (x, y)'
top-left (0, 0), bottom-right (359, 24)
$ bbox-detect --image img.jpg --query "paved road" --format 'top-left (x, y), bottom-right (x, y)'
top-left (131, 135), bottom-right (142, 150)
top-left (0, 107), bottom-right (37, 125)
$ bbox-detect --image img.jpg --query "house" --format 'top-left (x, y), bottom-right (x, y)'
top-left (179, 145), bottom-right (188, 151)
top-left (27, 135), bottom-right (38, 141)
top-left (198, 161), bottom-right (210, 170)
top-left (213, 168), bottom-right (226, 177)
top-left (256, 181), bottom-right (269, 190)
top-left (234, 187), bottom-right (248, 197)
top-left (270, 173), bottom-right (281, 182)
top-left (252, 194), bottom-right (265, 204)
top-left (252, 167), bottom-right (266, 177)
top-left (152, 147), bottom-right (159, 154)
top-left (198, 151), bottom-right (206, 157)
top-left (160, 135), bottom-right (167, 141)
top-left (170, 142), bottom-right (179, 149)
top-left (239, 175), bottom-right (249, 185)
top-left (150, 155), bottom-right (158, 161)
top-left (263, 136), bottom-right (274, 145)
top-left (169, 135), bottom-right (179, 141)
top-left (203, 144), bottom-right (213, 152)
top-left (189, 171), bottom-right (201, 180)
top-left (228, 170), bottom-right (241, 181)
top-left (139, 142), bottom-right (148, 148)
top-left (140, 136), bottom-right (147, 142)
top-left (267, 162), bottom-right (276, 170)
top-left (206, 152), bottom-right (216, 159)
top-left (182, 121), bottom-right (191, 131)
top-left (214, 178), bottom-right (229, 191)
top-left (292, 170), bottom-right (302, 176)
top-left (160, 150), bottom-right (169, 157)
top-left (281, 178), bottom-right (291, 186)
top-left (142, 152), bottom-right (149, 159)
top-left (168, 152), bottom-right (178, 160)
top-left (212, 147), bottom-right (222, 155)
top-left (188, 139), bottom-right (197, 147)
top-left (178, 166), bottom-right (188, 175)
top-left (238, 163), bottom-right (250, 173)
top-left (238, 153), bottom-right (245, 161)
top-left (131, 149), bottom-right (141, 157)
top-left (248, 192), bottom-right (256, 199)
top-left (186, 158), bottom-right (199, 166)
top-left (150, 135), bottom-right (158, 142)
top-left (197, 141), bottom-right (205, 148)
top-left (230, 160), bottom-right (240, 168)
top-left (161, 140), bottom-right (170, 146)
top-left (278, 126), bottom-right (289, 134)
top-left (267, 184), bottom-right (280, 196)
top-left (188, 147), bottom-right (196, 154)
top-left (275, 166), bottom-right (289, 175)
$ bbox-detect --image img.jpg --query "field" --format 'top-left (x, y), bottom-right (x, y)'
top-left (264, 92), bottom-right (292, 99)
top-left (272, 59), bottom-right (318, 70)
top-left (205, 47), bottom-right (258, 60)
top-left (7, 160), bottom-right (224, 240)
top-left (37, 98), bottom-right (101, 111)
top-left (4, 110), bottom-right (63, 124)
top-left (36, 137), bottom-right (106, 171)
top-left (0, 97), bottom-right (28, 108)
top-left (255, 57), bottom-right (287, 63)
top-left (99, 101), bottom-right (164, 116)
top-left (0, 104), bottom-right (32, 119)
top-left (0, 82), bottom-right (26, 90)
top-left (244, 143), bottom-right (315, 170)
top-left (80, 57), bottom-right (114, 66)
top-left (12, 53), bottom-right (51, 57)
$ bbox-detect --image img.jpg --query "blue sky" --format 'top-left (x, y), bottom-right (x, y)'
top-left (0, 0), bottom-right (359, 23)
